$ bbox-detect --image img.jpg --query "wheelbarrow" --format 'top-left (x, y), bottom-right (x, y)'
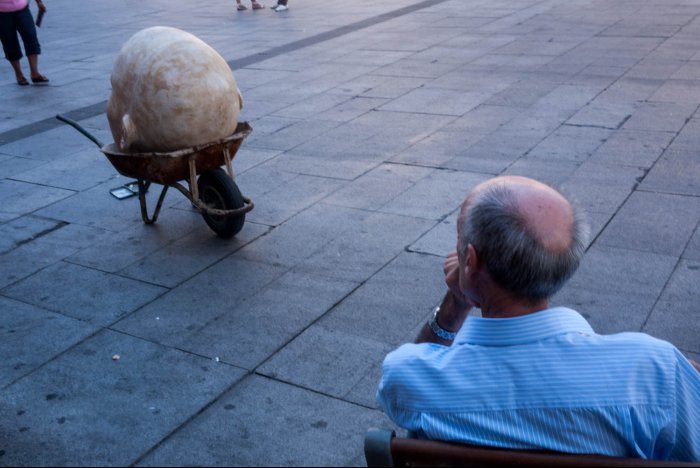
top-left (56, 114), bottom-right (254, 238)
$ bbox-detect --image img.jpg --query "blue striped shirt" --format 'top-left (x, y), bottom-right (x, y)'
top-left (377, 307), bottom-right (700, 461)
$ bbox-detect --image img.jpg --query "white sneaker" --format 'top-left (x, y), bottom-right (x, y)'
top-left (274, 4), bottom-right (287, 11)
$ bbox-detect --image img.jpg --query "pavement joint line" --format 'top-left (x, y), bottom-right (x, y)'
top-left (0, 0), bottom-right (453, 148)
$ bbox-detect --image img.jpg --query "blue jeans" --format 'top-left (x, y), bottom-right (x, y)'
top-left (0, 5), bottom-right (41, 62)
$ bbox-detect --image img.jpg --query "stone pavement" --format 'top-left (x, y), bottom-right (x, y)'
top-left (1, 0), bottom-right (699, 465)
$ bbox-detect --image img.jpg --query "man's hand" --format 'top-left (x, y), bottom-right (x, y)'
top-left (444, 250), bottom-right (469, 309)
top-left (415, 251), bottom-right (473, 345)
top-left (36, 0), bottom-right (46, 13)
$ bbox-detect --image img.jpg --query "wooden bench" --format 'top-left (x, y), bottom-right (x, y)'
top-left (364, 429), bottom-right (700, 467)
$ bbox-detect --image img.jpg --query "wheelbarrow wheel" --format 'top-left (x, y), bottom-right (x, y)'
top-left (197, 168), bottom-right (245, 238)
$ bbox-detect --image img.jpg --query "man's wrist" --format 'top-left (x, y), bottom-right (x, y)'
top-left (428, 305), bottom-right (457, 341)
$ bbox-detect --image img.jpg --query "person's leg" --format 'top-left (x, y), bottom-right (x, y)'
top-left (0, 12), bottom-right (27, 83)
top-left (14, 5), bottom-right (46, 82)
top-left (251, 0), bottom-right (264, 10)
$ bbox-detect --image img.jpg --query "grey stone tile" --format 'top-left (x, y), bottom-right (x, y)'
top-left (502, 108), bottom-right (571, 134)
top-left (0, 215), bottom-right (62, 255)
top-left (272, 93), bottom-right (354, 120)
top-left (0, 297), bottom-right (97, 388)
top-left (0, 223), bottom-right (105, 289)
top-left (235, 203), bottom-right (361, 268)
top-left (319, 252), bottom-right (446, 346)
top-left (485, 79), bottom-right (557, 108)
top-left (625, 58), bottom-right (685, 80)
top-left (444, 129), bottom-right (545, 174)
top-left (65, 209), bottom-right (203, 273)
top-left (640, 147), bottom-right (700, 196)
top-left (428, 69), bottom-right (518, 94)
top-left (245, 119), bottom-right (341, 152)
top-left (112, 257), bottom-right (288, 348)
top-left (407, 213), bottom-right (457, 257)
top-left (258, 324), bottom-right (394, 400)
top-left (531, 84), bottom-right (604, 113)
top-left (0, 179), bottom-right (74, 216)
top-left (31, 177), bottom-right (181, 232)
top-left (622, 101), bottom-right (695, 133)
top-left (442, 104), bottom-right (523, 132)
top-left (295, 210), bottom-right (435, 282)
top-left (180, 271), bottom-right (358, 370)
top-left (379, 169), bottom-right (488, 220)
top-left (554, 245), bottom-right (678, 333)
top-left (1, 262), bottom-right (167, 327)
top-left (136, 376), bottom-right (393, 467)
top-left (597, 77), bottom-right (664, 103)
top-left (324, 163), bottom-right (432, 211)
top-left (561, 161), bottom-right (645, 215)
top-left (379, 88), bottom-right (489, 116)
top-left (649, 79), bottom-right (700, 104)
top-left (588, 129), bottom-right (675, 167)
top-left (261, 152), bottom-right (383, 180)
top-left (644, 260), bottom-right (700, 353)
top-left (597, 191), bottom-right (700, 257)
top-left (244, 174), bottom-right (346, 227)
top-left (0, 125), bottom-right (92, 161)
top-left (526, 125), bottom-right (612, 163)
top-left (0, 330), bottom-right (245, 466)
top-left (10, 147), bottom-right (122, 191)
top-left (316, 97), bottom-right (389, 123)
top-left (118, 221), bottom-right (269, 288)
top-left (372, 59), bottom-right (454, 80)
top-left (0, 156), bottom-right (46, 180)
top-left (389, 130), bottom-right (489, 168)
top-left (502, 158), bottom-right (579, 186)
top-left (566, 101), bottom-right (637, 129)
top-left (683, 227), bottom-right (700, 261)
top-left (355, 75), bottom-right (431, 100)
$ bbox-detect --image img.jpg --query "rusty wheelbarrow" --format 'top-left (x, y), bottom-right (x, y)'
top-left (56, 114), bottom-right (254, 238)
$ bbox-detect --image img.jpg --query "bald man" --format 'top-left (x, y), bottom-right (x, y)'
top-left (377, 176), bottom-right (700, 461)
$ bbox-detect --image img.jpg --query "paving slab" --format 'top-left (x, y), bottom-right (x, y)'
top-left (1, 262), bottom-right (167, 327)
top-left (643, 259), bottom-right (700, 354)
top-left (0, 330), bottom-right (246, 467)
top-left (318, 251), bottom-right (446, 346)
top-left (0, 297), bottom-right (97, 388)
top-left (596, 191), bottom-right (700, 257)
top-left (180, 271), bottom-right (359, 370)
top-left (135, 376), bottom-right (394, 467)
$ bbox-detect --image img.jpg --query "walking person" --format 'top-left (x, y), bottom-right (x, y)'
top-left (0, 0), bottom-right (49, 85)
top-left (271, 0), bottom-right (288, 12)
top-left (236, 0), bottom-right (264, 11)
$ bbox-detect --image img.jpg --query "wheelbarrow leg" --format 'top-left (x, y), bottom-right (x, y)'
top-left (137, 179), bottom-right (169, 224)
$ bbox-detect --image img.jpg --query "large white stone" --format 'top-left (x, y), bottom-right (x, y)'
top-left (107, 26), bottom-right (243, 153)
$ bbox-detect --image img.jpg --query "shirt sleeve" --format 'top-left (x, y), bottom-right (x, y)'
top-left (376, 342), bottom-right (446, 433)
top-left (670, 350), bottom-right (700, 462)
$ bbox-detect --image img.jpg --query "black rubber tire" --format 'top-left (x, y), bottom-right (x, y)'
top-left (197, 168), bottom-right (246, 238)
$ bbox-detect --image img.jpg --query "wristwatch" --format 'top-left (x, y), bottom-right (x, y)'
top-left (428, 305), bottom-right (457, 341)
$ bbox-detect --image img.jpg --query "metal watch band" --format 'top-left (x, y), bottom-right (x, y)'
top-left (428, 305), bottom-right (457, 341)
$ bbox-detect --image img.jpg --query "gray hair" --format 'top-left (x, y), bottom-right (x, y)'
top-left (459, 184), bottom-right (589, 303)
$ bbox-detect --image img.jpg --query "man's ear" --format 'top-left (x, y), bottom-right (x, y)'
top-left (465, 243), bottom-right (479, 277)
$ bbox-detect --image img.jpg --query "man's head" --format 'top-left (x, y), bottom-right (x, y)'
top-left (456, 176), bottom-right (589, 309)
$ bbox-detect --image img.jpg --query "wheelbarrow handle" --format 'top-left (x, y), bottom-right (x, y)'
top-left (55, 114), bottom-right (105, 148)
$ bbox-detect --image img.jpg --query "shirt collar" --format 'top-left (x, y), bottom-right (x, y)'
top-left (454, 307), bottom-right (595, 346)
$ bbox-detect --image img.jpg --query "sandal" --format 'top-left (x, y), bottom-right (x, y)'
top-left (252, 1), bottom-right (264, 9)
top-left (31, 74), bottom-right (49, 84)
top-left (17, 77), bottom-right (29, 86)
top-left (237, 3), bottom-right (247, 10)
